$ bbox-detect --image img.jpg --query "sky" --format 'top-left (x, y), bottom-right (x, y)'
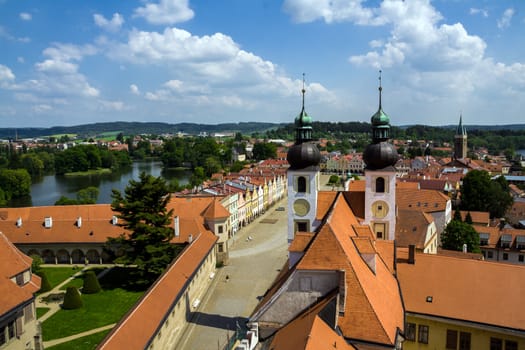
top-left (0, 0), bottom-right (524, 128)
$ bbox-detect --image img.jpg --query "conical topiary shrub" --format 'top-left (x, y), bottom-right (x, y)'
top-left (82, 270), bottom-right (101, 294)
top-left (39, 271), bottom-right (52, 293)
top-left (62, 286), bottom-right (83, 309)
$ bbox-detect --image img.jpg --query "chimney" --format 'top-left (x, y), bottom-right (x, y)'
top-left (111, 215), bottom-right (118, 225)
top-left (174, 216), bottom-right (180, 237)
top-left (77, 216), bottom-right (82, 228)
top-left (462, 243), bottom-right (467, 253)
top-left (16, 217), bottom-right (22, 228)
top-left (408, 244), bottom-right (415, 264)
top-left (188, 234), bottom-right (193, 243)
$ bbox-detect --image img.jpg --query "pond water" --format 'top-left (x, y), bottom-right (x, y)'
top-left (9, 160), bottom-right (191, 207)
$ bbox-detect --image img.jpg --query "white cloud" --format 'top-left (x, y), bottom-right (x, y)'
top-left (0, 25), bottom-right (30, 42)
top-left (99, 100), bottom-right (125, 111)
top-left (5, 43), bottom-right (101, 99)
top-left (36, 60), bottom-right (78, 74)
top-left (348, 1), bottom-right (486, 71)
top-left (17, 57), bottom-right (25, 63)
top-left (0, 64), bottom-right (15, 83)
top-left (134, 0), bottom-right (194, 25)
top-left (19, 12), bottom-right (32, 21)
top-left (497, 8), bottom-right (514, 29)
top-left (283, 0), bottom-right (379, 25)
top-left (32, 104), bottom-right (52, 113)
top-left (130, 84), bottom-right (140, 95)
top-left (469, 8), bottom-right (488, 18)
top-left (94, 13), bottom-right (124, 32)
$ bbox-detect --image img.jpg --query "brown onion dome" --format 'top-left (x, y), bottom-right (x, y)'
top-left (287, 142), bottom-right (321, 170)
top-left (363, 70), bottom-right (398, 170)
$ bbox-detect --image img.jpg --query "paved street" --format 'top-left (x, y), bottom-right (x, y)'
top-left (177, 198), bottom-right (289, 350)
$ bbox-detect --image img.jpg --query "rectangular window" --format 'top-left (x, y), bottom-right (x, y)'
top-left (217, 243), bottom-right (224, 253)
top-left (16, 273), bottom-right (24, 286)
top-left (459, 332), bottom-right (471, 350)
top-left (7, 321), bottom-right (15, 339)
top-left (446, 329), bottom-right (458, 349)
top-left (0, 326), bottom-right (6, 346)
top-left (374, 223), bottom-right (386, 240)
top-left (503, 253), bottom-right (509, 261)
top-left (295, 221), bottom-right (308, 232)
top-left (218, 225), bottom-right (223, 234)
top-left (491, 338), bottom-right (503, 350)
top-left (418, 325), bottom-right (429, 344)
top-left (24, 304), bottom-right (34, 323)
top-left (519, 255), bottom-right (524, 263)
top-left (405, 323), bottom-right (416, 341)
top-left (505, 340), bottom-right (518, 350)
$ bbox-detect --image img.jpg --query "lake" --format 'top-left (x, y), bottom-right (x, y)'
top-left (9, 160), bottom-right (191, 207)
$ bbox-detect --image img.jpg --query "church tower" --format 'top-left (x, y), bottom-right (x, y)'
top-left (286, 76), bottom-right (321, 244)
top-left (454, 114), bottom-right (467, 160)
top-left (362, 71), bottom-right (398, 241)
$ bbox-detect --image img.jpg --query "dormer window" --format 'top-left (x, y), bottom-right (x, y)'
top-left (479, 233), bottom-right (489, 246)
top-left (500, 234), bottom-right (512, 248)
top-left (516, 235), bottom-right (525, 250)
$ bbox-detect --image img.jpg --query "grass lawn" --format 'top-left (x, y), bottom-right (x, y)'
top-left (37, 307), bottom-right (51, 319)
top-left (40, 267), bottom-right (82, 290)
top-left (46, 329), bottom-right (111, 350)
top-left (42, 267), bottom-right (147, 341)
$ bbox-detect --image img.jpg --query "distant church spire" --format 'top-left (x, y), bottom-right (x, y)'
top-left (454, 113), bottom-right (468, 159)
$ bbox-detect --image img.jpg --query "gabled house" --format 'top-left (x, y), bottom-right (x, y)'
top-left (397, 249), bottom-right (525, 349)
top-left (0, 232), bottom-right (42, 350)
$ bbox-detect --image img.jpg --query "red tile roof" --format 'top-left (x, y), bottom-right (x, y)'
top-left (98, 231), bottom-right (217, 350)
top-left (268, 292), bottom-right (356, 350)
top-left (397, 251), bottom-right (525, 331)
top-left (0, 232), bottom-right (41, 315)
top-left (297, 194), bottom-right (404, 346)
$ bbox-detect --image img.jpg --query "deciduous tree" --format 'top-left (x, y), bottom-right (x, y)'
top-left (460, 170), bottom-right (513, 218)
top-left (441, 220), bottom-right (480, 253)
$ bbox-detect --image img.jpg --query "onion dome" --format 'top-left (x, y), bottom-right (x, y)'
top-left (363, 141), bottom-right (398, 170)
top-left (363, 71), bottom-right (399, 170)
top-left (287, 75), bottom-right (321, 170)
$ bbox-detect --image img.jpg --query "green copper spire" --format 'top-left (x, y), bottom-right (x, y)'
top-left (370, 70), bottom-right (390, 142)
top-left (294, 73), bottom-right (313, 143)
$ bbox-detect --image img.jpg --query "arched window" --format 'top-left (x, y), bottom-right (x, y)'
top-left (297, 176), bottom-right (307, 193)
top-left (376, 177), bottom-right (385, 193)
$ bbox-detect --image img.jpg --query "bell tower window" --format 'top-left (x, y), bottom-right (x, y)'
top-left (375, 177), bottom-right (385, 193)
top-left (297, 176), bottom-right (307, 193)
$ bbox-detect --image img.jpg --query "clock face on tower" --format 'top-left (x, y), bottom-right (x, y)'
top-left (372, 200), bottom-right (389, 218)
top-left (293, 199), bottom-right (310, 217)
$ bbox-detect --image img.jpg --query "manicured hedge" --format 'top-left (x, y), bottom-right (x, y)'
top-left (62, 287), bottom-right (83, 309)
top-left (82, 270), bottom-right (101, 294)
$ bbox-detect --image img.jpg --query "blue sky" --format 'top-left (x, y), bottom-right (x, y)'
top-left (0, 0), bottom-right (524, 128)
